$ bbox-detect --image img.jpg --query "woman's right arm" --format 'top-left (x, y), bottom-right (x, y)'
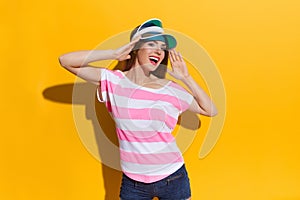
top-left (59, 50), bottom-right (116, 85)
top-left (58, 37), bottom-right (140, 85)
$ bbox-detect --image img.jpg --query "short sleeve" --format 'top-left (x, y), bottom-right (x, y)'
top-left (96, 68), bottom-right (123, 104)
top-left (96, 68), bottom-right (107, 102)
top-left (169, 82), bottom-right (194, 114)
top-left (96, 86), bottom-right (104, 102)
top-left (179, 90), bottom-right (194, 113)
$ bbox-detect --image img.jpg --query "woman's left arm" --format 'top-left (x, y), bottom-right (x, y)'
top-left (168, 50), bottom-right (218, 117)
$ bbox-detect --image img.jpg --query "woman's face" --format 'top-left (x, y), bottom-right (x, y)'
top-left (136, 41), bottom-right (166, 73)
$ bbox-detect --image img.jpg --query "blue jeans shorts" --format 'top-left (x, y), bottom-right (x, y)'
top-left (119, 164), bottom-right (191, 200)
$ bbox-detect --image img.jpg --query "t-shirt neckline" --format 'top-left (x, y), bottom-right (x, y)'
top-left (118, 70), bottom-right (171, 92)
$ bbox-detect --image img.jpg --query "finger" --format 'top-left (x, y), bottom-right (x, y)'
top-left (130, 35), bottom-right (141, 44)
top-left (169, 50), bottom-right (175, 63)
top-left (127, 36), bottom-right (141, 52)
top-left (178, 52), bottom-right (183, 62)
top-left (168, 51), bottom-right (173, 62)
top-left (172, 50), bottom-right (179, 61)
top-left (125, 40), bottom-right (139, 52)
top-left (167, 68), bottom-right (174, 76)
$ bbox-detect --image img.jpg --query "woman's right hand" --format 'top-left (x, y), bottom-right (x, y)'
top-left (113, 36), bottom-right (140, 61)
top-left (59, 36), bottom-right (141, 85)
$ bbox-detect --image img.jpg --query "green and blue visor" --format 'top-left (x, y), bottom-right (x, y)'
top-left (131, 18), bottom-right (177, 50)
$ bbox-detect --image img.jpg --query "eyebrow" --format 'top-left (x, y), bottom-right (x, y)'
top-left (151, 41), bottom-right (167, 47)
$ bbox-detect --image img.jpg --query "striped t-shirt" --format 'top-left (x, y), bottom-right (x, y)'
top-left (97, 69), bottom-right (194, 183)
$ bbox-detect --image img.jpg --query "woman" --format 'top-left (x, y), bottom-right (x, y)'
top-left (59, 18), bottom-right (217, 200)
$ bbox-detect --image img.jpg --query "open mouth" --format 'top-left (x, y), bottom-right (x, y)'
top-left (149, 56), bottom-right (160, 66)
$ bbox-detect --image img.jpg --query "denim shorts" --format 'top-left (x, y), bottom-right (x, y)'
top-left (119, 164), bottom-right (191, 200)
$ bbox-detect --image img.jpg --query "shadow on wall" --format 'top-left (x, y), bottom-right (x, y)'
top-left (43, 80), bottom-right (200, 200)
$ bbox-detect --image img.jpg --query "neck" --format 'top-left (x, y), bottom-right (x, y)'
top-left (126, 64), bottom-right (159, 85)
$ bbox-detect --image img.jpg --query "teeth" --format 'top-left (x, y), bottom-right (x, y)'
top-left (149, 56), bottom-right (159, 62)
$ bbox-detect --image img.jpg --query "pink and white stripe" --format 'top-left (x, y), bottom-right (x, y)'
top-left (97, 69), bottom-right (193, 183)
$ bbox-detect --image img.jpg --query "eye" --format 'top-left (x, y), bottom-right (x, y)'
top-left (147, 42), bottom-right (155, 47)
top-left (160, 45), bottom-right (167, 51)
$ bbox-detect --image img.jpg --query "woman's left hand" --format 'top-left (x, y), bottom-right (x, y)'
top-left (168, 50), bottom-right (190, 80)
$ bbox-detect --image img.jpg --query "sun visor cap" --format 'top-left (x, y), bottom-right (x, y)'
top-left (131, 18), bottom-right (177, 49)
top-left (139, 32), bottom-right (177, 50)
top-left (137, 18), bottom-right (162, 32)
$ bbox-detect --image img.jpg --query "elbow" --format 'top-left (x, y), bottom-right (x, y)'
top-left (192, 103), bottom-right (218, 117)
top-left (208, 106), bottom-right (218, 117)
top-left (58, 54), bottom-right (82, 70)
top-left (58, 54), bottom-right (77, 71)
top-left (207, 103), bottom-right (218, 117)
top-left (202, 107), bottom-right (218, 117)
top-left (209, 109), bottom-right (218, 117)
top-left (58, 55), bottom-right (68, 68)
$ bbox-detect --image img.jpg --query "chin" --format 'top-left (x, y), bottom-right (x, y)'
top-left (143, 63), bottom-right (159, 72)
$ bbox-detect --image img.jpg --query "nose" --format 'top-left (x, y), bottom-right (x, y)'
top-left (155, 50), bottom-right (161, 55)
top-left (154, 47), bottom-right (163, 55)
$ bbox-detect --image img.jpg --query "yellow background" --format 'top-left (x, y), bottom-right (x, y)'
top-left (1, 0), bottom-right (300, 199)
